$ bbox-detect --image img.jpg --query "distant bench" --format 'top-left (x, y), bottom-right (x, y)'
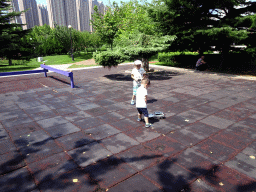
top-left (40, 64), bottom-right (74, 88)
top-left (0, 64), bottom-right (74, 88)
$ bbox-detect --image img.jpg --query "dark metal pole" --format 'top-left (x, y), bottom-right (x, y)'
top-left (69, 27), bottom-right (74, 61)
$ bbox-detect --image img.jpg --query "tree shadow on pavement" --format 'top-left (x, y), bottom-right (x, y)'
top-left (103, 70), bottom-right (181, 82)
top-left (2, 137), bottom-right (256, 192)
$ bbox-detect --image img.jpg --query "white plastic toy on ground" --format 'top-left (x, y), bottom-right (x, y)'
top-left (148, 111), bottom-right (165, 119)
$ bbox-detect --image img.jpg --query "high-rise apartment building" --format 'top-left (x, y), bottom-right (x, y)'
top-left (76, 0), bottom-right (90, 31)
top-left (47, 0), bottom-right (78, 30)
top-left (89, 0), bottom-right (99, 31)
top-left (10, 0), bottom-right (22, 24)
top-left (37, 4), bottom-right (49, 26)
top-left (18, 0), bottom-right (39, 29)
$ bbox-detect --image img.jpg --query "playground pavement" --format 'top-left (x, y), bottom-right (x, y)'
top-left (0, 64), bottom-right (256, 192)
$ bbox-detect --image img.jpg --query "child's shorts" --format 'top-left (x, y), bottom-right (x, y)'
top-left (137, 108), bottom-right (149, 117)
top-left (133, 84), bottom-right (140, 95)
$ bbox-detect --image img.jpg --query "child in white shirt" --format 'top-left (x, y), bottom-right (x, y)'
top-left (136, 78), bottom-right (151, 128)
top-left (131, 60), bottom-right (145, 105)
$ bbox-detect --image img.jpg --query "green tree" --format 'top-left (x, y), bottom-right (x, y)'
top-left (148, 0), bottom-right (256, 68)
top-left (0, 0), bottom-right (32, 65)
top-left (91, 4), bottom-right (120, 50)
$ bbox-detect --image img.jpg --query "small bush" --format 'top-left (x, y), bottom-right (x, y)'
top-left (93, 50), bottom-right (129, 68)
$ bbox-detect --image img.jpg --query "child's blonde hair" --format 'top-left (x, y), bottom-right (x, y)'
top-left (141, 78), bottom-right (150, 85)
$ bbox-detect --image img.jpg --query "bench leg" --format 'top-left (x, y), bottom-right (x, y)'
top-left (44, 69), bottom-right (48, 77)
top-left (70, 73), bottom-right (74, 88)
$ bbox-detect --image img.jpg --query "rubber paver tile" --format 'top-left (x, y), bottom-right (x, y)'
top-left (164, 115), bottom-right (196, 127)
top-left (84, 124), bottom-right (121, 140)
top-left (56, 131), bottom-right (95, 151)
top-left (226, 123), bottom-right (256, 140)
top-left (162, 96), bottom-right (180, 103)
top-left (109, 118), bottom-right (141, 132)
top-left (103, 103), bottom-right (124, 112)
top-left (239, 117), bottom-right (256, 129)
top-left (0, 151), bottom-right (26, 175)
top-left (36, 116), bottom-right (69, 129)
top-left (230, 102), bottom-right (256, 114)
top-left (67, 141), bottom-right (112, 167)
top-left (74, 103), bottom-right (100, 111)
top-left (2, 116), bottom-right (34, 129)
top-left (184, 122), bottom-right (220, 137)
top-left (98, 112), bottom-right (125, 123)
top-left (202, 165), bottom-right (256, 191)
top-left (74, 117), bottom-right (105, 130)
top-left (141, 158), bottom-right (196, 191)
top-left (38, 169), bottom-right (95, 192)
top-left (116, 145), bottom-right (163, 171)
top-left (63, 111), bottom-right (92, 122)
top-left (189, 179), bottom-right (222, 192)
top-left (0, 167), bottom-right (37, 192)
top-left (0, 110), bottom-right (28, 121)
top-left (28, 152), bottom-right (78, 184)
top-left (211, 131), bottom-right (253, 150)
top-left (24, 105), bottom-right (52, 114)
top-left (47, 102), bottom-right (72, 110)
top-left (0, 126), bottom-right (9, 141)
top-left (108, 174), bottom-right (162, 192)
top-left (17, 139), bottom-right (63, 164)
top-left (192, 104), bottom-right (220, 115)
top-left (0, 138), bottom-right (18, 155)
top-left (214, 109), bottom-right (251, 122)
top-left (167, 129), bottom-right (206, 147)
top-left (85, 107), bottom-right (109, 116)
top-left (150, 120), bottom-right (182, 135)
top-left (0, 103), bottom-right (19, 113)
top-left (125, 127), bottom-right (161, 143)
top-left (65, 98), bottom-right (90, 105)
top-left (208, 101), bottom-right (235, 110)
top-left (163, 103), bottom-right (191, 115)
top-left (16, 101), bottom-right (43, 109)
top-left (179, 98), bottom-right (210, 108)
top-left (29, 110), bottom-right (57, 121)
top-left (144, 136), bottom-right (186, 158)
top-left (172, 93), bottom-right (197, 101)
top-left (93, 99), bottom-right (115, 106)
top-left (101, 133), bottom-right (139, 154)
top-left (83, 156), bottom-right (137, 189)
top-left (241, 141), bottom-right (256, 157)
top-left (192, 139), bottom-right (236, 162)
top-left (53, 106), bottom-right (80, 116)
top-left (200, 115), bottom-right (234, 129)
top-left (44, 122), bottom-right (81, 139)
top-left (175, 148), bottom-right (219, 177)
top-left (177, 109), bottom-right (208, 122)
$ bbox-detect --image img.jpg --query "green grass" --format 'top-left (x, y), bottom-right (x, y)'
top-left (0, 52), bottom-right (93, 72)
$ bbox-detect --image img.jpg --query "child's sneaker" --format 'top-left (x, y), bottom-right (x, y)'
top-left (145, 123), bottom-right (152, 128)
top-left (137, 118), bottom-right (142, 122)
top-left (131, 100), bottom-right (135, 105)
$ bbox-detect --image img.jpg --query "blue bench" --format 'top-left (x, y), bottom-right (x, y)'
top-left (40, 64), bottom-right (74, 88)
top-left (0, 64), bottom-right (74, 88)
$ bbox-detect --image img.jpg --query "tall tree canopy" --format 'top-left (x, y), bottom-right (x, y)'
top-left (0, 0), bottom-right (33, 65)
top-left (148, 0), bottom-right (255, 53)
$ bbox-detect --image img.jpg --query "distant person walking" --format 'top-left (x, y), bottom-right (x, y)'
top-left (195, 55), bottom-right (206, 71)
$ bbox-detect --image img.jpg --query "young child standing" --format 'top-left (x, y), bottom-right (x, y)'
top-left (131, 60), bottom-right (145, 105)
top-left (136, 78), bottom-right (151, 128)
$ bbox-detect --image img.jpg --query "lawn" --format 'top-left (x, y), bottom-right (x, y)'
top-left (0, 52), bottom-right (93, 72)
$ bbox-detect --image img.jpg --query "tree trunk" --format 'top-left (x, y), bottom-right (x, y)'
top-left (8, 58), bottom-right (12, 65)
top-left (142, 58), bottom-right (149, 72)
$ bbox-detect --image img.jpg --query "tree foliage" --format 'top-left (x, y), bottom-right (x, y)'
top-left (0, 0), bottom-right (33, 65)
top-left (148, 0), bottom-right (255, 51)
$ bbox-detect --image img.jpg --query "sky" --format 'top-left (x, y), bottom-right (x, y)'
top-left (36, 0), bottom-right (153, 6)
